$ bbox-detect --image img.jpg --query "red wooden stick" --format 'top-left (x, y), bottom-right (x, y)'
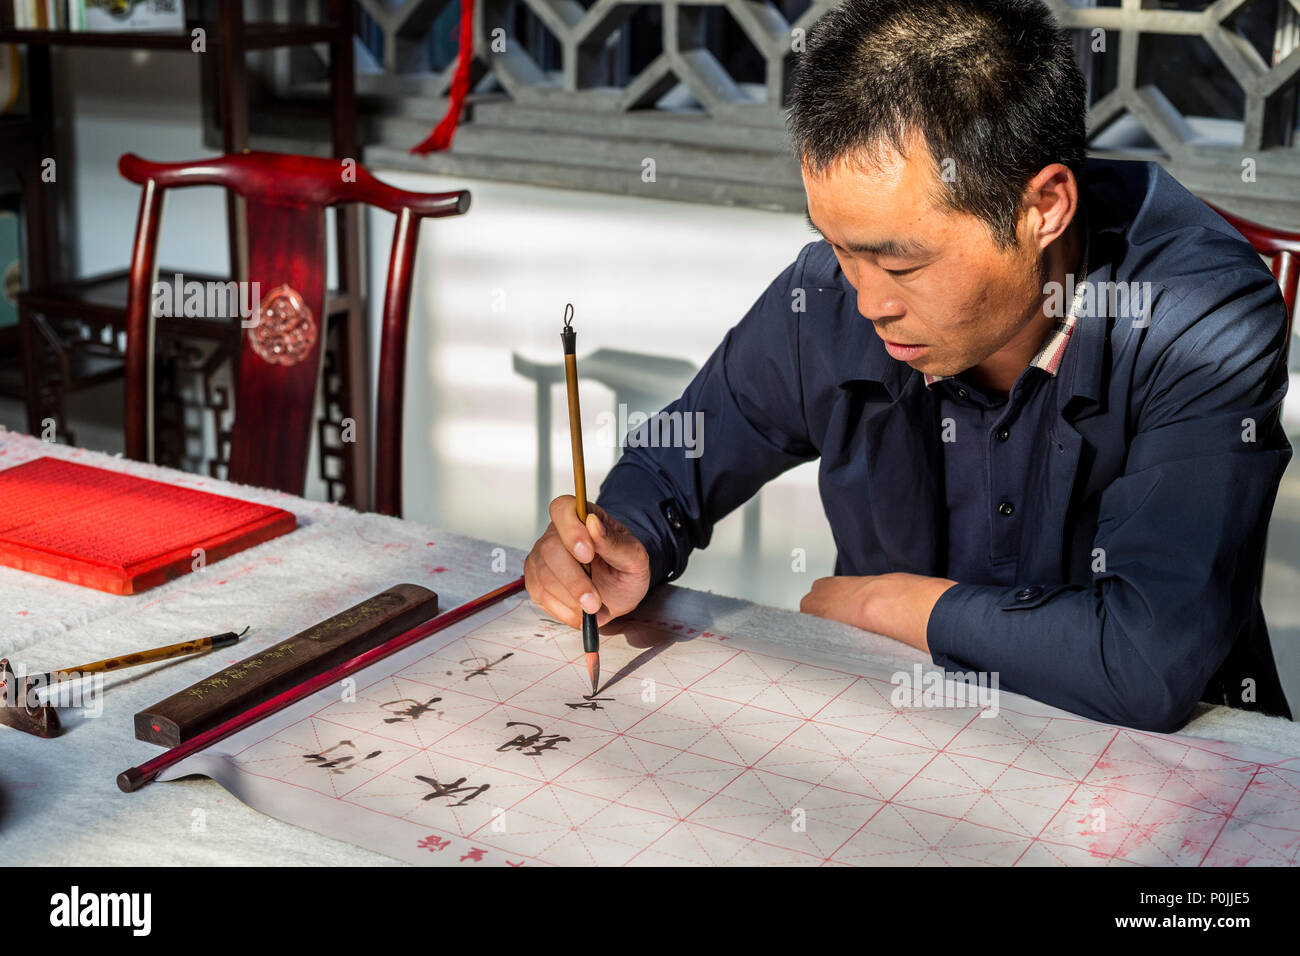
top-left (117, 575), bottom-right (525, 792)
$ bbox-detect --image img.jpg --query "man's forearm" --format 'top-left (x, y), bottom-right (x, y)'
top-left (800, 572), bottom-right (958, 652)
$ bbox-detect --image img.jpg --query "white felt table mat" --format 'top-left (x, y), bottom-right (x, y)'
top-left (2, 432), bottom-right (1298, 865)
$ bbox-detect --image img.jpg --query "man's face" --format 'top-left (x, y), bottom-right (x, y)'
top-left (801, 137), bottom-right (1045, 379)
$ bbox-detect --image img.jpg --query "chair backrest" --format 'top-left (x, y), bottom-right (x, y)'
top-left (1202, 200), bottom-right (1299, 345)
top-left (118, 150), bottom-right (470, 516)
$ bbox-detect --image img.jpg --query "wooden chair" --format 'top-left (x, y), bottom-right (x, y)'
top-left (1202, 200), bottom-right (1299, 345)
top-left (118, 150), bottom-right (470, 517)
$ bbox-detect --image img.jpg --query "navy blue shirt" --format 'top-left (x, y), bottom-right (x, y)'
top-left (938, 368), bottom-right (1058, 587)
top-left (595, 157), bottom-right (1294, 732)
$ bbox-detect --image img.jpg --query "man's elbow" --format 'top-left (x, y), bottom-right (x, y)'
top-left (1117, 698), bottom-right (1196, 734)
top-left (1092, 606), bottom-right (1220, 733)
top-left (1103, 669), bottom-right (1201, 734)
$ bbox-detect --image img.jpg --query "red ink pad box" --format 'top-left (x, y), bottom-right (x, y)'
top-left (0, 457), bottom-right (297, 595)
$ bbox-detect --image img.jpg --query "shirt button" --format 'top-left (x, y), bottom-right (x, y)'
top-left (1015, 586), bottom-right (1042, 601)
top-left (998, 500), bottom-right (1014, 516)
top-left (995, 427), bottom-right (1010, 442)
top-left (664, 503), bottom-right (683, 530)
top-left (956, 388), bottom-right (969, 399)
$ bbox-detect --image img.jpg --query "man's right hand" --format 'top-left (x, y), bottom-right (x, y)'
top-left (523, 495), bottom-right (652, 630)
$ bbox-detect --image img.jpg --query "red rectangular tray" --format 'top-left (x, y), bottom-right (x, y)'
top-left (0, 457), bottom-right (297, 595)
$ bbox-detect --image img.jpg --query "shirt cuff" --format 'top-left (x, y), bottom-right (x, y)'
top-left (927, 582), bottom-right (982, 670)
top-left (927, 581), bottom-right (1084, 669)
top-left (595, 463), bottom-right (691, 589)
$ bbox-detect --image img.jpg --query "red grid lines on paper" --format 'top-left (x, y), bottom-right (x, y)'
top-left (217, 597), bottom-right (1300, 867)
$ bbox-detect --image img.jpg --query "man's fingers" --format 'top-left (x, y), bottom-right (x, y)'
top-left (523, 551), bottom-right (557, 618)
top-left (799, 577), bottom-right (830, 615)
top-left (586, 507), bottom-right (648, 572)
top-left (588, 503), bottom-right (620, 538)
top-left (526, 559), bottom-right (610, 630)
top-left (525, 557), bottom-right (581, 628)
top-left (549, 495), bottom-right (597, 564)
top-left (535, 584), bottom-right (582, 629)
top-left (586, 510), bottom-right (611, 545)
top-left (539, 532), bottom-right (602, 612)
top-left (535, 560), bottom-right (600, 618)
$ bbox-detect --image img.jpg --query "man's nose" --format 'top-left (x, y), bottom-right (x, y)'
top-left (857, 281), bottom-right (905, 323)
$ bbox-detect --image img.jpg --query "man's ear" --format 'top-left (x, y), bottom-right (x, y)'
top-left (1019, 163), bottom-right (1078, 253)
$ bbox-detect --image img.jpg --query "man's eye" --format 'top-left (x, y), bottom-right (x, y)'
top-left (883, 265), bottom-right (921, 277)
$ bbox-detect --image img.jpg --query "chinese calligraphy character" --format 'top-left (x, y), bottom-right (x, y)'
top-left (303, 740), bottom-right (382, 773)
top-left (418, 835), bottom-right (452, 852)
top-left (565, 696), bottom-right (614, 711)
top-left (496, 721), bottom-right (570, 756)
top-left (456, 652), bottom-right (514, 680)
top-left (460, 848), bottom-right (487, 863)
top-left (380, 695), bottom-right (444, 723)
top-left (415, 773), bottom-right (491, 807)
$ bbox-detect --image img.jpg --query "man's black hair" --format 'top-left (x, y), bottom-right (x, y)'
top-left (788, 0), bottom-right (1087, 248)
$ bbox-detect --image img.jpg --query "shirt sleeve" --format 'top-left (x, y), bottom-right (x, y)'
top-left (595, 245), bottom-right (821, 589)
top-left (926, 266), bottom-right (1294, 732)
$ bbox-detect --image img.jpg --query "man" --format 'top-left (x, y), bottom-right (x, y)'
top-left (522, 0), bottom-right (1294, 731)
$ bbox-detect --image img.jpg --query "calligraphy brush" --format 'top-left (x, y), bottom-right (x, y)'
top-left (27, 628), bottom-right (249, 689)
top-left (560, 304), bottom-right (601, 694)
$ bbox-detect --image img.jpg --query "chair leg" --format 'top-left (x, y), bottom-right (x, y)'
top-left (337, 206), bottom-right (372, 513)
top-left (18, 304), bottom-right (41, 437)
top-left (317, 317), bottom-right (350, 506)
top-left (18, 305), bottom-right (65, 440)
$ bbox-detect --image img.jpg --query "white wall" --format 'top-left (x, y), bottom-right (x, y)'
top-left (59, 49), bottom-right (227, 278)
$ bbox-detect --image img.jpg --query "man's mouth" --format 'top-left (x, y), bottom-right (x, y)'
top-left (883, 340), bottom-right (927, 360)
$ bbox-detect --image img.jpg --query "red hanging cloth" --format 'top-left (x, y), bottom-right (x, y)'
top-left (410, 0), bottom-right (476, 154)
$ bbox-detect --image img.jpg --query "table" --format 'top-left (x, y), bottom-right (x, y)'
top-left (4, 431), bottom-right (1299, 866)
